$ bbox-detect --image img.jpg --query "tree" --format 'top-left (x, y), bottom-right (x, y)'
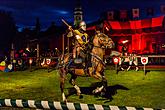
top-left (0, 10), bottom-right (17, 51)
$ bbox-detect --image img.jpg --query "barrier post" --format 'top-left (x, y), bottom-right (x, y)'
top-left (141, 56), bottom-right (148, 75)
top-left (46, 58), bottom-right (51, 73)
top-left (113, 57), bottom-right (119, 74)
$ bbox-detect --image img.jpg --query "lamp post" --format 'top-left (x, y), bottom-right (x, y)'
top-left (29, 58), bottom-right (33, 72)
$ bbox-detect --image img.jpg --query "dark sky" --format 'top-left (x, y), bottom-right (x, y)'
top-left (0, 0), bottom-right (165, 31)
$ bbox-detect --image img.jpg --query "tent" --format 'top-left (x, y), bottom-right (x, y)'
top-left (103, 16), bottom-right (165, 36)
top-left (94, 16), bottom-right (165, 54)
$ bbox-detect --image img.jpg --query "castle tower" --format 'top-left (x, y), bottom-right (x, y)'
top-left (74, 0), bottom-right (83, 28)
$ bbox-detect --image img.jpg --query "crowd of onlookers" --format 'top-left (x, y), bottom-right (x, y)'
top-left (0, 48), bottom-right (61, 72)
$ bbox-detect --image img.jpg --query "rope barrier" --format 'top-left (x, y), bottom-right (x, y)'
top-left (108, 55), bottom-right (165, 58)
top-left (0, 99), bottom-right (164, 110)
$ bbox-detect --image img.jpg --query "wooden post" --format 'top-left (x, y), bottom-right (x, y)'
top-left (11, 43), bottom-right (15, 71)
top-left (115, 64), bottom-right (118, 72)
top-left (10, 43), bottom-right (15, 61)
top-left (102, 22), bottom-right (104, 33)
top-left (11, 43), bottom-right (14, 49)
top-left (13, 59), bottom-right (16, 71)
top-left (62, 34), bottom-right (65, 55)
top-left (29, 58), bottom-right (33, 72)
top-left (144, 64), bottom-right (146, 75)
top-left (30, 63), bottom-right (32, 72)
top-left (67, 36), bottom-right (69, 54)
top-left (37, 43), bottom-right (40, 67)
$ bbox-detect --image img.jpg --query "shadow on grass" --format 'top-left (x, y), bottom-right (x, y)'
top-left (66, 82), bottom-right (129, 103)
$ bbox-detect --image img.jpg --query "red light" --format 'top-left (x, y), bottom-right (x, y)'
top-left (105, 26), bottom-right (109, 31)
top-left (122, 40), bottom-right (128, 44)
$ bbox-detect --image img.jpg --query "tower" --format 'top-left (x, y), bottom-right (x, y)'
top-left (74, 0), bottom-right (83, 28)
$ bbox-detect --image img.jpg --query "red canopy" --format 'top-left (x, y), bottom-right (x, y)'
top-left (104, 16), bottom-right (165, 36)
top-left (106, 16), bottom-right (164, 29)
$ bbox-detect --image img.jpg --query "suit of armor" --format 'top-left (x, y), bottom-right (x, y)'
top-left (68, 21), bottom-right (89, 59)
top-left (72, 29), bottom-right (88, 59)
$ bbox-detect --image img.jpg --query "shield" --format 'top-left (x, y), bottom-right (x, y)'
top-left (141, 57), bottom-right (148, 65)
top-left (46, 59), bottom-right (51, 65)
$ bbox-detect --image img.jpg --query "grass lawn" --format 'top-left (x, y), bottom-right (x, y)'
top-left (0, 69), bottom-right (164, 109)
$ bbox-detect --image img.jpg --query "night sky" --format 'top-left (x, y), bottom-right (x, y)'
top-left (0, 0), bottom-right (165, 31)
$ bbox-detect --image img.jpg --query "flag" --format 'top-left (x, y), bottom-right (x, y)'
top-left (132, 8), bottom-right (139, 18)
top-left (107, 11), bottom-right (114, 20)
top-left (147, 7), bottom-right (154, 16)
top-left (120, 10), bottom-right (127, 19)
top-left (160, 5), bottom-right (165, 14)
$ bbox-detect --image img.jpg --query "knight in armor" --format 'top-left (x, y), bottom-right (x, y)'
top-left (72, 21), bottom-right (88, 59)
top-left (67, 21), bottom-right (92, 69)
top-left (67, 21), bottom-right (88, 59)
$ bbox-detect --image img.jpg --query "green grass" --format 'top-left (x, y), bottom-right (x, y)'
top-left (0, 69), bottom-right (165, 109)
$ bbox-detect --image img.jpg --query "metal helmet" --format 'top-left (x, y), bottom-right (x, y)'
top-left (79, 21), bottom-right (86, 31)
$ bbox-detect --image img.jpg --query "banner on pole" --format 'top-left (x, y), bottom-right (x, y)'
top-left (132, 8), bottom-right (139, 18)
